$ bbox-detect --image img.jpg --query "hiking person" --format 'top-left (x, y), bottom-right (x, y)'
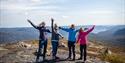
top-left (27, 19), bottom-right (51, 62)
top-left (51, 18), bottom-right (63, 60)
top-left (77, 25), bottom-right (95, 62)
top-left (59, 24), bottom-right (79, 61)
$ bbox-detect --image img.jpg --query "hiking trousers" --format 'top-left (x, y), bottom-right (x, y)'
top-left (68, 41), bottom-right (75, 59)
top-left (80, 44), bottom-right (87, 61)
top-left (52, 40), bottom-right (59, 57)
top-left (36, 40), bottom-right (48, 61)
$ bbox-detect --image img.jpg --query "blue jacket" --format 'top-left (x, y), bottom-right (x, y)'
top-left (60, 27), bottom-right (79, 42)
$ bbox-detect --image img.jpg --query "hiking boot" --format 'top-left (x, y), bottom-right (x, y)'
top-left (66, 57), bottom-right (71, 60)
top-left (55, 56), bottom-right (60, 59)
top-left (83, 60), bottom-right (87, 63)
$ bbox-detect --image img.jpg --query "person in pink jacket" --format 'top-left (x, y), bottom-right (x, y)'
top-left (77, 25), bottom-right (95, 62)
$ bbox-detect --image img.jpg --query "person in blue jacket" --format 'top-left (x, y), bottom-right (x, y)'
top-left (59, 24), bottom-right (79, 60)
top-left (51, 18), bottom-right (63, 60)
top-left (27, 19), bottom-right (51, 62)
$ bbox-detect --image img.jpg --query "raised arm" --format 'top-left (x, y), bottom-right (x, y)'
top-left (76, 29), bottom-right (80, 32)
top-left (27, 19), bottom-right (38, 29)
top-left (58, 33), bottom-right (64, 38)
top-left (45, 29), bottom-right (51, 33)
top-left (86, 25), bottom-right (95, 34)
top-left (51, 18), bottom-right (54, 33)
top-left (59, 27), bottom-right (69, 32)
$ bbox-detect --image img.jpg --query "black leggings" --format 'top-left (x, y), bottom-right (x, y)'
top-left (80, 44), bottom-right (87, 61)
top-left (68, 41), bottom-right (75, 59)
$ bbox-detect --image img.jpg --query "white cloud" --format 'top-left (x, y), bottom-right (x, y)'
top-left (62, 15), bottom-right (69, 18)
top-left (0, 0), bottom-right (124, 27)
top-left (0, 1), bottom-right (59, 11)
top-left (31, 0), bottom-right (41, 2)
top-left (88, 10), bottom-right (115, 14)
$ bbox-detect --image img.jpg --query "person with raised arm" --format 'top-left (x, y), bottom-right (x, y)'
top-left (27, 19), bottom-right (51, 62)
top-left (51, 18), bottom-right (63, 60)
top-left (59, 24), bottom-right (79, 61)
top-left (77, 25), bottom-right (95, 63)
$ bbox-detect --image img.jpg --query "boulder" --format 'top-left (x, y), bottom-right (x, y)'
top-left (18, 42), bottom-right (31, 48)
top-left (104, 48), bottom-right (112, 55)
top-left (0, 47), bottom-right (8, 50)
top-left (99, 48), bottom-right (112, 55)
top-left (47, 49), bottom-right (52, 56)
top-left (59, 42), bottom-right (67, 48)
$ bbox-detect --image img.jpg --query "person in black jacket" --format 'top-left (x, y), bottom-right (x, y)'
top-left (27, 19), bottom-right (51, 62)
top-left (51, 18), bottom-right (63, 60)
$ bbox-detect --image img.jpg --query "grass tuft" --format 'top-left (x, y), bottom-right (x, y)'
top-left (100, 52), bottom-right (125, 63)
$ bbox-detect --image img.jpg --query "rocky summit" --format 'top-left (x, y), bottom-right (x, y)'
top-left (0, 40), bottom-right (110, 63)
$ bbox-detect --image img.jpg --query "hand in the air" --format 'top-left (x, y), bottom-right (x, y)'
top-left (27, 19), bottom-right (31, 23)
top-left (62, 37), bottom-right (64, 39)
top-left (51, 18), bottom-right (54, 22)
top-left (59, 27), bottom-right (61, 29)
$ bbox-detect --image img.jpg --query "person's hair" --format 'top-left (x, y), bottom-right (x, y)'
top-left (54, 24), bottom-right (57, 28)
top-left (79, 27), bottom-right (83, 32)
top-left (39, 22), bottom-right (45, 26)
top-left (54, 23), bottom-right (58, 31)
top-left (70, 24), bottom-right (75, 29)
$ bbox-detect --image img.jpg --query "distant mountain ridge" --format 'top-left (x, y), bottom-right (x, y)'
top-left (113, 28), bottom-right (125, 36)
top-left (0, 25), bottom-right (125, 47)
top-left (91, 26), bottom-right (125, 47)
top-left (0, 27), bottom-right (39, 43)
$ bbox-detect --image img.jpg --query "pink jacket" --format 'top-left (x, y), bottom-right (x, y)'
top-left (77, 25), bottom-right (95, 45)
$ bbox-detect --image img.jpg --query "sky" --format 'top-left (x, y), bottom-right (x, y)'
top-left (0, 0), bottom-right (125, 28)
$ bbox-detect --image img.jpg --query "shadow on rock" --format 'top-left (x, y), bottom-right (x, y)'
top-left (38, 58), bottom-right (67, 63)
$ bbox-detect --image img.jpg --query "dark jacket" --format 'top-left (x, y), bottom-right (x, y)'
top-left (51, 20), bottom-right (63, 41)
top-left (29, 22), bottom-right (50, 41)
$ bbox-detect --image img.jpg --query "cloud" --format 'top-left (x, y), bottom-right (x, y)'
top-left (88, 10), bottom-right (115, 14)
top-left (1, 1), bottom-right (59, 10)
top-left (0, 0), bottom-right (124, 27)
top-left (0, 0), bottom-right (61, 16)
top-left (31, 0), bottom-right (41, 2)
top-left (62, 15), bottom-right (70, 18)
